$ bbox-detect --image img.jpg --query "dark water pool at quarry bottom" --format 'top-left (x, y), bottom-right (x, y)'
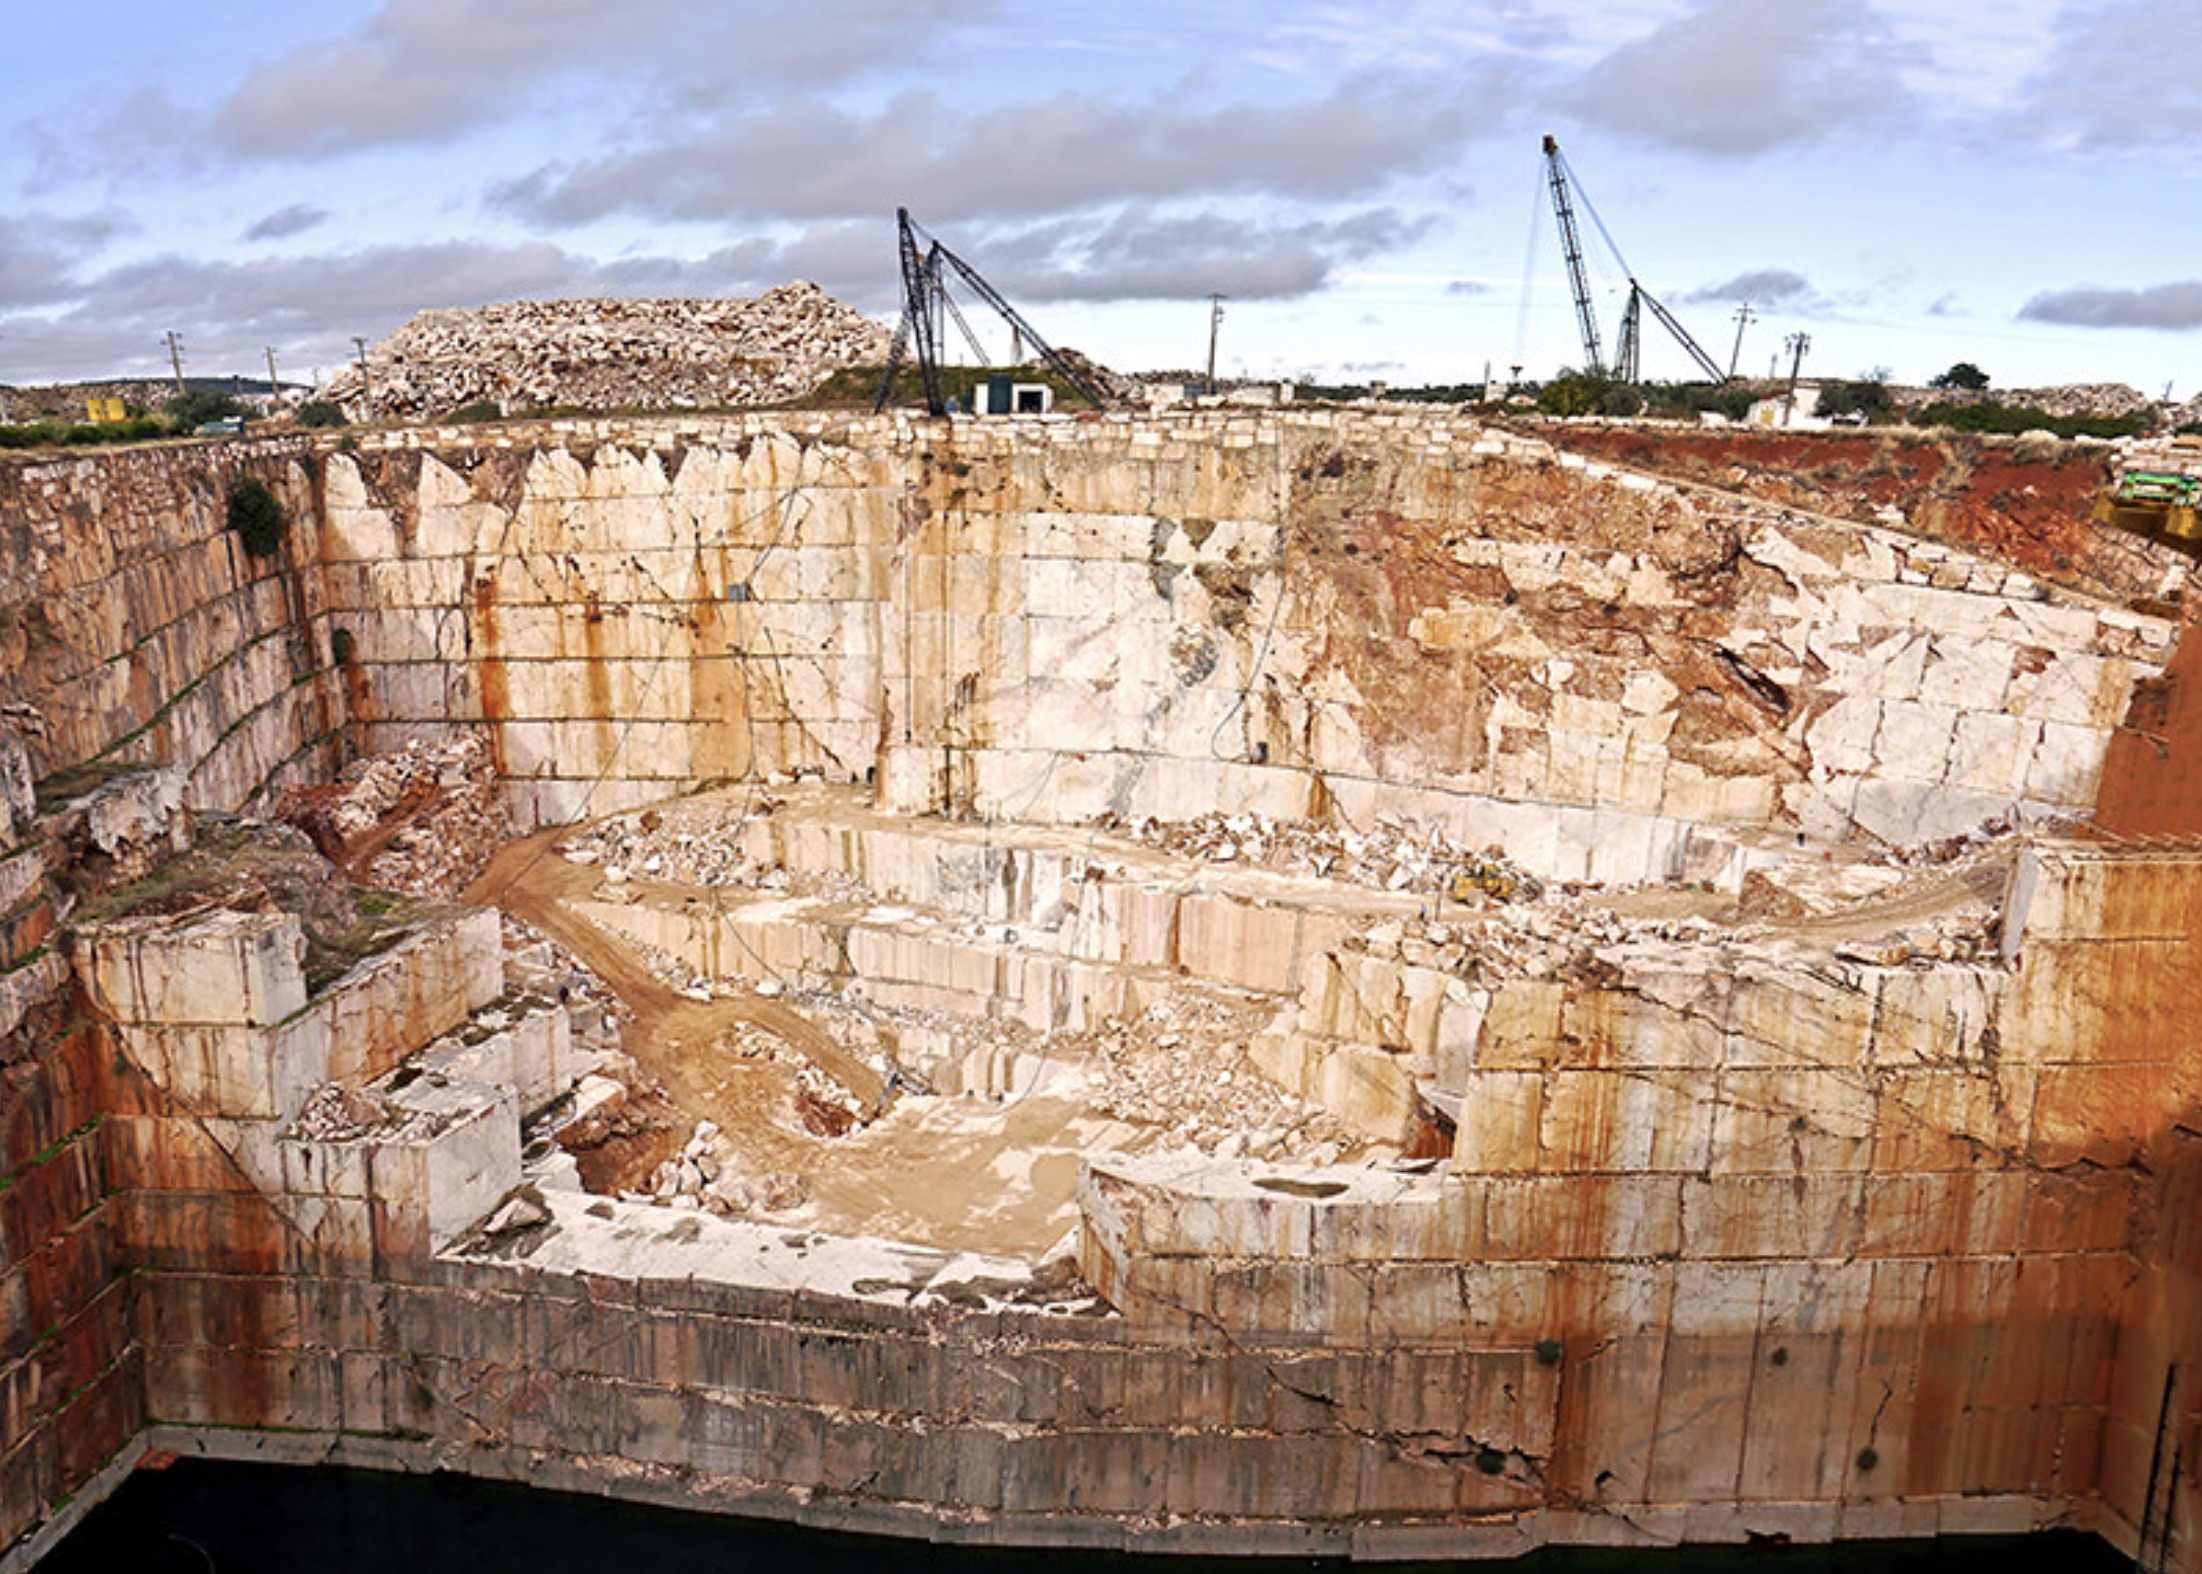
top-left (31, 1458), bottom-right (2136, 1574)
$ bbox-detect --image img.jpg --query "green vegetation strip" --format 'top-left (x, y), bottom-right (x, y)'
top-left (0, 1118), bottom-right (104, 1196)
top-left (0, 419), bottom-right (168, 450)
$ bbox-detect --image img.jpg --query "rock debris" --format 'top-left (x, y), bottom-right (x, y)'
top-left (323, 283), bottom-right (891, 421)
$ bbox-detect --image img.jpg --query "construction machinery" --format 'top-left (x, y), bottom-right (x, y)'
top-left (875, 209), bottom-right (1107, 417)
top-left (1539, 135), bottom-right (1726, 385)
top-left (2096, 468), bottom-right (2202, 554)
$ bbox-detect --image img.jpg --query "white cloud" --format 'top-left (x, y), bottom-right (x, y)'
top-left (493, 77), bottom-right (1479, 228)
top-left (1555, 0), bottom-right (1913, 154)
top-left (2020, 282), bottom-right (2202, 331)
top-left (208, 0), bottom-right (994, 157)
top-left (0, 214), bottom-right (122, 308)
top-left (956, 207), bottom-right (1433, 303)
top-left (2005, 1), bottom-right (2202, 149)
top-left (1874, 0), bottom-right (2063, 112)
top-left (5, 240), bottom-right (622, 379)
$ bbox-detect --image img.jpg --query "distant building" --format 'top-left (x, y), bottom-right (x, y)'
top-left (1746, 381), bottom-right (1833, 430)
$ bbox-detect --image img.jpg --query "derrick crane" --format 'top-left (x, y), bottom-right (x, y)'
top-left (875, 208), bottom-right (1107, 416)
top-left (1539, 136), bottom-right (1727, 385)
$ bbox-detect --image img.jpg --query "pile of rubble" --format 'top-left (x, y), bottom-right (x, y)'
top-left (0, 380), bottom-right (188, 424)
top-left (1079, 991), bottom-right (1360, 1162)
top-left (279, 732), bottom-right (507, 898)
top-left (558, 794), bottom-right (783, 888)
top-left (643, 1119), bottom-right (808, 1217)
top-left (502, 916), bottom-right (628, 1055)
top-left (711, 1016), bottom-right (875, 1137)
top-left (2160, 396), bottom-right (2202, 432)
top-left (1122, 810), bottom-right (1539, 901)
top-left (292, 1081), bottom-right (411, 1142)
top-left (322, 283), bottom-right (892, 421)
top-left (1889, 382), bottom-right (2149, 419)
top-left (1349, 905), bottom-right (1649, 985)
top-left (1347, 847), bottom-right (2005, 987)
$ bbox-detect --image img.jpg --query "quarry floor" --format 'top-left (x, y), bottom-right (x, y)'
top-left (468, 810), bottom-right (1270, 1260)
top-left (458, 784), bottom-right (2011, 1265)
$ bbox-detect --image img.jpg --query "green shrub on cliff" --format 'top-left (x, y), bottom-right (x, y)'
top-left (165, 390), bottom-right (247, 429)
top-left (1535, 371), bottom-right (1641, 418)
top-left (226, 475), bottom-right (289, 557)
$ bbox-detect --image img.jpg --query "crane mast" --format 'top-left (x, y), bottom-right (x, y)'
top-left (1543, 135), bottom-right (1606, 379)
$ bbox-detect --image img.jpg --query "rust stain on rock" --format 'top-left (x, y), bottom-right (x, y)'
top-left (473, 570), bottom-right (509, 778)
top-left (2097, 629), bottom-right (2202, 836)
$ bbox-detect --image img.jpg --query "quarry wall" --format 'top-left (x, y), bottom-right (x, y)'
top-left (0, 441), bottom-right (345, 811)
top-left (1082, 844), bottom-right (2202, 1563)
top-left (315, 410), bottom-right (2180, 880)
top-left (0, 412), bottom-right (2198, 1567)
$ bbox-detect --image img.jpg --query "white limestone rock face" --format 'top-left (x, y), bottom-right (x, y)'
top-left (315, 409), bottom-right (2188, 868)
top-left (79, 908), bottom-right (309, 1029)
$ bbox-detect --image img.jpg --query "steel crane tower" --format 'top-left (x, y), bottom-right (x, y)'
top-left (1543, 135), bottom-right (1606, 379)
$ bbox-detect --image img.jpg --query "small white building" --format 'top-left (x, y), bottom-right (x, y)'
top-left (1745, 382), bottom-right (1832, 430)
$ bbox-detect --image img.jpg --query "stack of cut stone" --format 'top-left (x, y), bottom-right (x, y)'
top-left (323, 281), bottom-right (893, 420)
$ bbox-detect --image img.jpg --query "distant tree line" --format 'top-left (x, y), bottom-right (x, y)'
top-left (0, 388), bottom-right (347, 450)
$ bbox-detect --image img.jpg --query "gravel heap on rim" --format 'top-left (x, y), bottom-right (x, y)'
top-left (323, 281), bottom-right (893, 420)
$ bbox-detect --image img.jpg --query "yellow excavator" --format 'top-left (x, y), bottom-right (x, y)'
top-left (2096, 469), bottom-right (2202, 553)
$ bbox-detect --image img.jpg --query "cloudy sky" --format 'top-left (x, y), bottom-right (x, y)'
top-left (3, 0), bottom-right (2199, 394)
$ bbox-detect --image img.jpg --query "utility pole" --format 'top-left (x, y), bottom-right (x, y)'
top-left (351, 336), bottom-right (374, 414)
top-left (265, 346), bottom-right (281, 403)
top-left (1205, 294), bottom-right (1226, 396)
top-left (1782, 332), bottom-right (1811, 426)
top-left (164, 331), bottom-right (187, 397)
top-left (1728, 302), bottom-right (1756, 380)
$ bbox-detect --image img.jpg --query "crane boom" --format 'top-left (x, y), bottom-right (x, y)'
top-left (1542, 135), bottom-right (1605, 379)
top-left (1632, 283), bottom-right (1728, 383)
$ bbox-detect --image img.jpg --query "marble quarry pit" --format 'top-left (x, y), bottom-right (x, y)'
top-left (0, 406), bottom-right (2197, 1569)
